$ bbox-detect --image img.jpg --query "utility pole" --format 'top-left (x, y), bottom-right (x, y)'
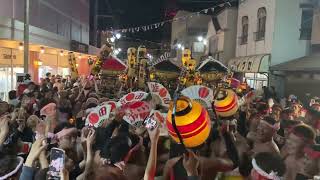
top-left (93, 0), bottom-right (99, 46)
top-left (24, 0), bottom-right (30, 73)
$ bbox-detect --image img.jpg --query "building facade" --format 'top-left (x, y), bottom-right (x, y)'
top-left (229, 0), bottom-right (311, 96)
top-left (0, 0), bottom-right (97, 100)
top-left (171, 11), bottom-right (211, 65)
top-left (206, 7), bottom-right (238, 65)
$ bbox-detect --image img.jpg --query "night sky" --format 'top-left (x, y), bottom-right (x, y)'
top-left (94, 0), bottom-right (238, 43)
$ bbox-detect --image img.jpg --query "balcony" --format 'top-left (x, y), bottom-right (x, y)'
top-left (300, 28), bottom-right (312, 40)
top-left (254, 31), bottom-right (265, 41)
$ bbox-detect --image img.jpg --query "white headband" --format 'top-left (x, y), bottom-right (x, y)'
top-left (251, 158), bottom-right (281, 180)
top-left (0, 156), bottom-right (23, 180)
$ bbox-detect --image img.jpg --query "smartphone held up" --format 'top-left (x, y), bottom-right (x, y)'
top-left (47, 148), bottom-right (65, 180)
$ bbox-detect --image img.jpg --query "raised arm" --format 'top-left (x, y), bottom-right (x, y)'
top-left (144, 126), bottom-right (160, 180)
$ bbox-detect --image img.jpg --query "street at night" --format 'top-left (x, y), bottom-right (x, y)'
top-left (0, 0), bottom-right (319, 179)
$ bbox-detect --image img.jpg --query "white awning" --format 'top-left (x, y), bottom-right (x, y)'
top-left (228, 54), bottom-right (270, 73)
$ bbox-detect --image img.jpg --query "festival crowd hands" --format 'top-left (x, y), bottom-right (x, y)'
top-left (0, 74), bottom-right (319, 180)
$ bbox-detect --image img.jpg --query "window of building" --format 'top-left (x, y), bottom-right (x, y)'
top-left (241, 16), bottom-right (249, 44)
top-left (255, 7), bottom-right (266, 41)
top-left (300, 9), bottom-right (313, 40)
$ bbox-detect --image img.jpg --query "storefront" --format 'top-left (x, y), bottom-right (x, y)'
top-left (0, 40), bottom-right (96, 100)
top-left (38, 53), bottom-right (71, 80)
top-left (270, 54), bottom-right (320, 103)
top-left (0, 47), bottom-right (24, 100)
top-left (228, 54), bottom-right (270, 89)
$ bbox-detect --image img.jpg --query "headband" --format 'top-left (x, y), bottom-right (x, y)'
top-left (290, 130), bottom-right (315, 145)
top-left (304, 146), bottom-right (320, 160)
top-left (56, 128), bottom-right (77, 139)
top-left (260, 120), bottom-right (280, 131)
top-left (124, 136), bottom-right (143, 163)
top-left (0, 156), bottom-right (23, 180)
top-left (252, 158), bottom-right (281, 180)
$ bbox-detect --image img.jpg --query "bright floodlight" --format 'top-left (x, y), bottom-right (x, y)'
top-left (177, 43), bottom-right (182, 48)
top-left (116, 33), bottom-right (121, 39)
top-left (197, 36), bottom-right (203, 42)
top-left (203, 39), bottom-right (207, 45)
top-left (110, 37), bottom-right (115, 42)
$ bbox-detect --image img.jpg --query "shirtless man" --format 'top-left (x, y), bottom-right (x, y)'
top-left (282, 124), bottom-right (316, 180)
top-left (296, 144), bottom-right (320, 179)
top-left (163, 129), bottom-right (239, 180)
top-left (251, 116), bottom-right (280, 155)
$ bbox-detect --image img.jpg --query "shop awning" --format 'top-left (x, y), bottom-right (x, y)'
top-left (270, 55), bottom-right (320, 72)
top-left (228, 54), bottom-right (270, 73)
top-left (101, 56), bottom-right (127, 71)
top-left (197, 56), bottom-right (228, 73)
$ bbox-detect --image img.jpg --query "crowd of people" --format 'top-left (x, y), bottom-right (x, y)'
top-left (0, 73), bottom-right (320, 180)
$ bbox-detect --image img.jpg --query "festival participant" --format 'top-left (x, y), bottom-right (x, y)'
top-left (271, 104), bottom-right (282, 122)
top-left (19, 137), bottom-right (48, 180)
top-left (57, 90), bottom-right (72, 123)
top-left (55, 125), bottom-right (78, 159)
top-left (282, 124), bottom-right (316, 180)
top-left (163, 125), bottom-right (239, 180)
top-left (296, 144), bottom-right (320, 179)
top-left (251, 116), bottom-right (280, 155)
top-left (8, 90), bottom-right (19, 108)
top-left (250, 152), bottom-right (286, 180)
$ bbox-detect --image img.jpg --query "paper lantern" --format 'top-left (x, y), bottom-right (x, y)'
top-left (167, 97), bottom-right (211, 148)
top-left (214, 89), bottom-right (239, 117)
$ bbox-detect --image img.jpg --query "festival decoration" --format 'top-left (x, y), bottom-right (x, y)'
top-left (100, 1), bottom-right (231, 34)
top-left (147, 82), bottom-right (171, 107)
top-left (92, 43), bottom-right (113, 75)
top-left (149, 52), bottom-right (171, 66)
top-left (68, 52), bottom-right (78, 79)
top-left (127, 47), bottom-right (137, 87)
top-left (179, 49), bottom-right (203, 87)
top-left (85, 104), bottom-right (112, 128)
top-left (197, 56), bottom-right (228, 82)
top-left (100, 101), bottom-right (118, 112)
top-left (137, 46), bottom-right (148, 89)
top-left (181, 85), bottom-right (214, 109)
top-left (182, 49), bottom-right (192, 67)
top-left (214, 89), bottom-right (239, 118)
top-left (149, 110), bottom-right (168, 136)
top-left (119, 91), bottom-right (148, 106)
top-left (122, 101), bottom-right (152, 128)
top-left (166, 97), bottom-right (211, 148)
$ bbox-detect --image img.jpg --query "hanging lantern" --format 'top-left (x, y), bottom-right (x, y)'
top-left (166, 96), bottom-right (211, 148)
top-left (214, 89), bottom-right (239, 118)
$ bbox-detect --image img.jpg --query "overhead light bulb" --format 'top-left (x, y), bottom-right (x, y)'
top-left (76, 63), bottom-right (79, 67)
top-left (40, 47), bottom-right (45, 54)
top-left (118, 48), bottom-right (122, 52)
top-left (203, 39), bottom-right (207, 45)
top-left (110, 37), bottom-right (115, 42)
top-left (197, 36), bottom-right (203, 42)
top-left (18, 42), bottom-right (23, 51)
top-left (181, 46), bottom-right (185, 50)
top-left (177, 43), bottom-right (182, 49)
top-left (115, 33), bottom-right (121, 39)
top-left (114, 49), bottom-right (119, 55)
